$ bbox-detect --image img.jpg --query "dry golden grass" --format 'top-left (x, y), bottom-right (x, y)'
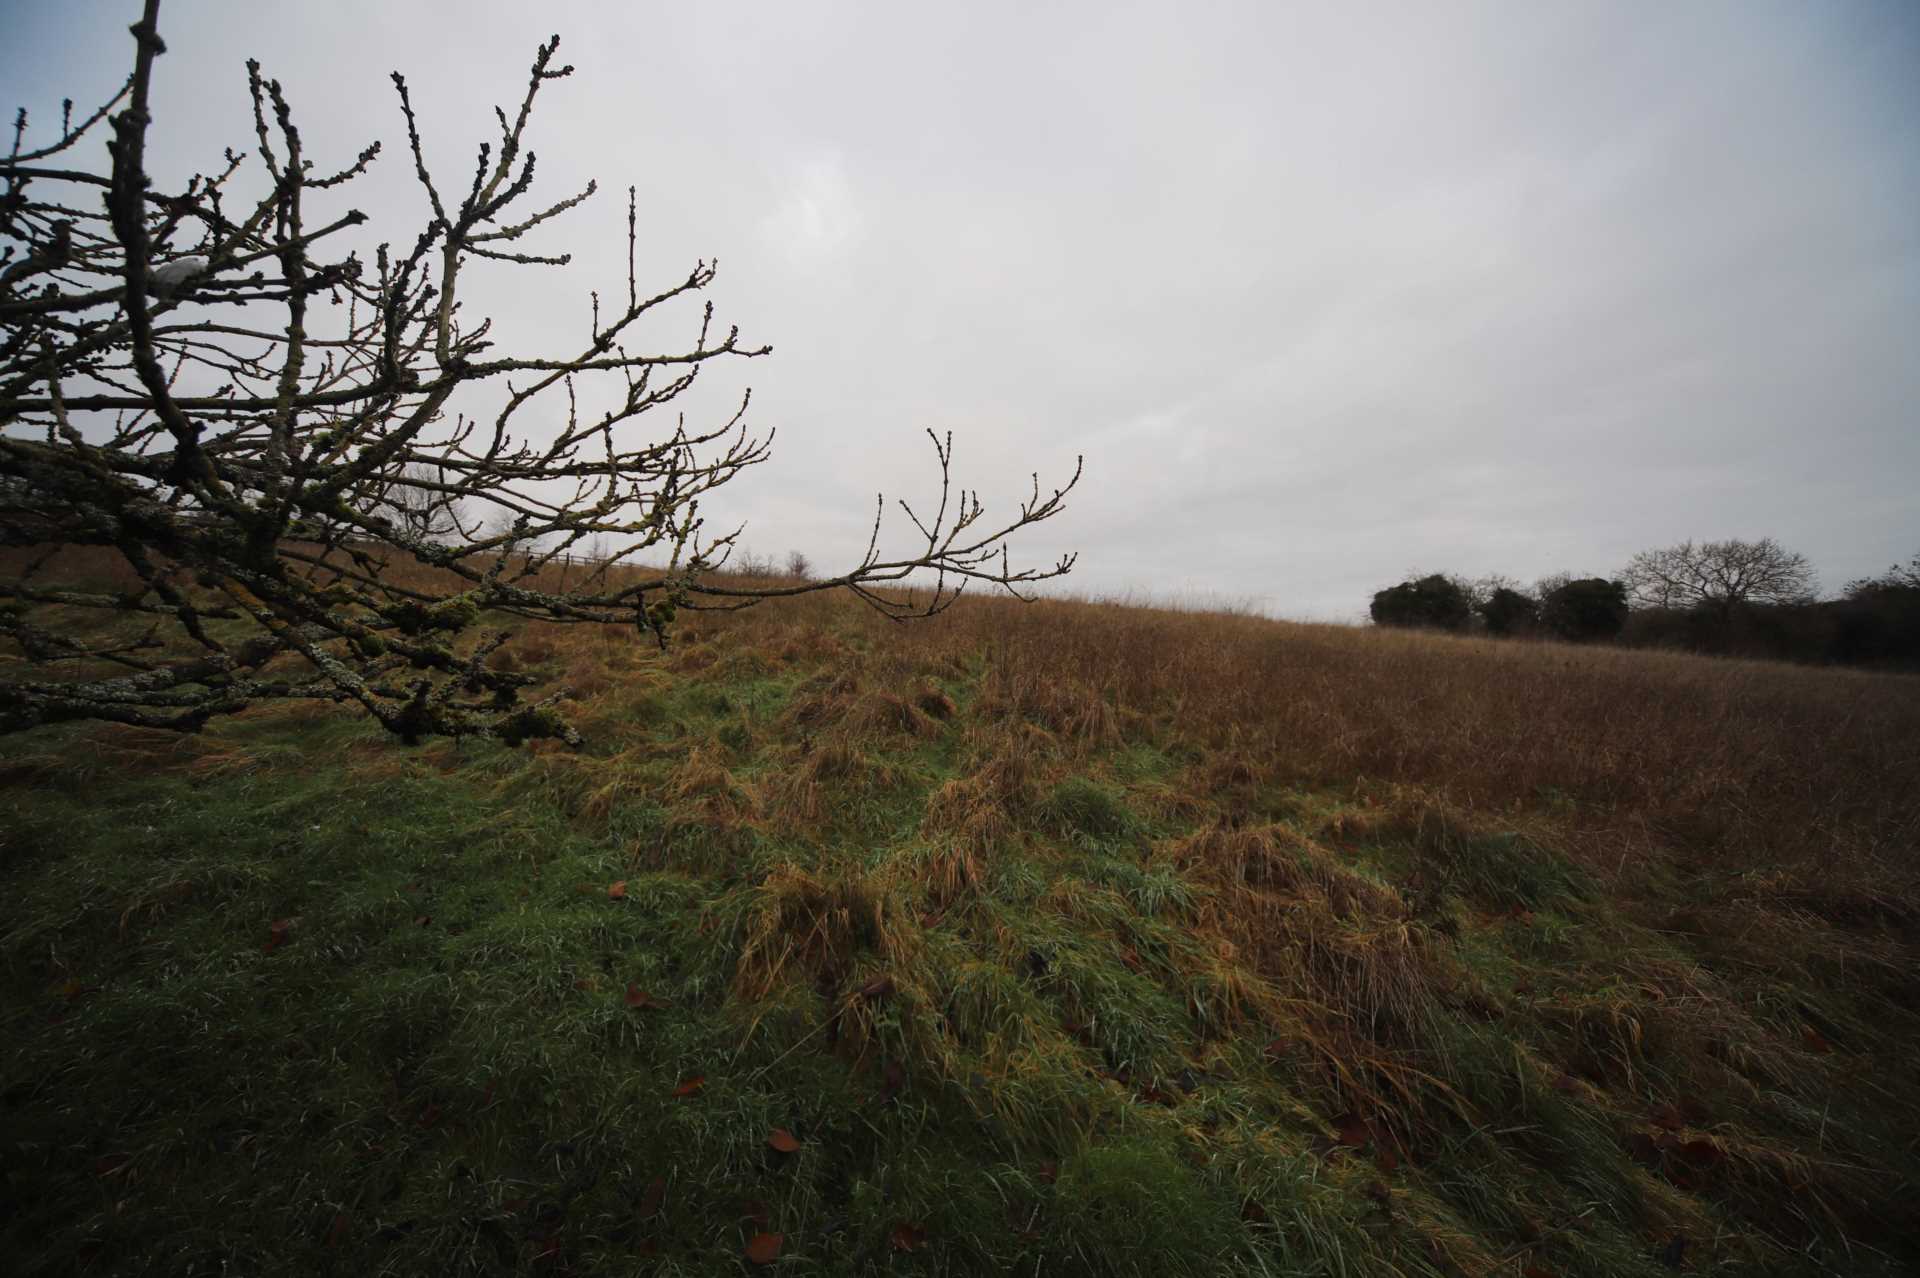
top-left (29, 536), bottom-right (1914, 880)
top-left (669, 588), bottom-right (1920, 879)
top-left (11, 542), bottom-right (1920, 1274)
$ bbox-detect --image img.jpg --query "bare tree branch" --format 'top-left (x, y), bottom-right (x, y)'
top-left (1620, 538), bottom-right (1815, 618)
top-left (0, 2), bottom-right (1079, 744)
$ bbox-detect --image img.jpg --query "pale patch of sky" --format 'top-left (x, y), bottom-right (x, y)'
top-left (6, 0), bottom-right (1916, 619)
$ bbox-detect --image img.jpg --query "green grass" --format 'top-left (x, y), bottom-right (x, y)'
top-left (5, 611), bottom-right (1919, 1276)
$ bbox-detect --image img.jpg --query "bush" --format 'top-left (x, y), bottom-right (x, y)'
top-left (1831, 557), bottom-right (1920, 667)
top-left (1539, 578), bottom-right (1627, 642)
top-left (1478, 586), bottom-right (1540, 636)
top-left (1370, 574), bottom-right (1472, 631)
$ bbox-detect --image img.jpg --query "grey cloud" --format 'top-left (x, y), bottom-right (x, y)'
top-left (7, 0), bottom-right (1915, 617)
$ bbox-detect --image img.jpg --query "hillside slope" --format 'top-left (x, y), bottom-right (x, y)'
top-left (5, 588), bottom-right (1919, 1275)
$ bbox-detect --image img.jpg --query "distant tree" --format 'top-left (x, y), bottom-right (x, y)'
top-left (1539, 577), bottom-right (1628, 641)
top-left (1620, 538), bottom-right (1815, 621)
top-left (1370, 574), bottom-right (1472, 631)
top-left (1844, 552), bottom-right (1920, 596)
top-left (1833, 551), bottom-right (1920, 667)
top-left (785, 550), bottom-right (812, 581)
top-left (370, 462), bottom-right (464, 545)
top-left (1478, 586), bottom-right (1539, 636)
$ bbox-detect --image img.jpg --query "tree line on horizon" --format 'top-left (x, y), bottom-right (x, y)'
top-left (1370, 538), bottom-right (1920, 669)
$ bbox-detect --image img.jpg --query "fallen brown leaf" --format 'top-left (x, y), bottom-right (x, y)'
top-left (625, 983), bottom-right (666, 1009)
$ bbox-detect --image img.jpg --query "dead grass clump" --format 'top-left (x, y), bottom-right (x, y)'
top-left (936, 958), bottom-right (1047, 1060)
top-left (86, 725), bottom-right (257, 780)
top-left (954, 720), bottom-right (1058, 813)
top-left (1734, 864), bottom-right (1920, 943)
top-left (1133, 783), bottom-right (1217, 832)
top-left (1191, 728), bottom-right (1278, 800)
top-left (973, 665), bottom-right (1121, 750)
top-left (846, 689), bottom-right (940, 739)
top-left (1537, 993), bottom-right (1657, 1089)
top-left (665, 638), bottom-right (721, 674)
top-left (920, 775), bottom-right (1016, 874)
top-left (713, 645), bottom-right (780, 681)
top-left (914, 682), bottom-right (957, 721)
top-left (558, 652), bottom-right (613, 700)
top-left (731, 864), bottom-right (918, 1000)
top-left (782, 664), bottom-right (945, 741)
top-left (506, 623), bottom-right (565, 667)
top-left (565, 746), bottom-right (666, 826)
top-left (1197, 751), bottom-right (1262, 793)
top-left (1174, 821), bottom-right (1401, 919)
top-left (1179, 861), bottom-right (1451, 1112)
top-left (908, 842), bottom-right (986, 912)
top-left (1706, 1128), bottom-right (1920, 1259)
top-left (1353, 797), bottom-right (1593, 913)
top-left (763, 734), bottom-right (896, 826)
top-left (1289, 909), bottom-right (1444, 1049)
top-left (780, 669), bottom-right (864, 734)
top-left (1036, 776), bottom-right (1140, 844)
top-left (0, 750), bottom-right (66, 790)
top-left (1176, 936), bottom-right (1291, 1035)
top-left (666, 742), bottom-right (758, 824)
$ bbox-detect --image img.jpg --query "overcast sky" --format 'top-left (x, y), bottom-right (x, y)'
top-left (10, 1), bottom-right (1918, 618)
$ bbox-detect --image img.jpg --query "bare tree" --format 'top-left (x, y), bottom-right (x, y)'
top-left (0, 1), bottom-right (1079, 743)
top-left (370, 462), bottom-right (464, 545)
top-left (1619, 538), bottom-right (1815, 619)
top-left (1844, 551), bottom-right (1920, 596)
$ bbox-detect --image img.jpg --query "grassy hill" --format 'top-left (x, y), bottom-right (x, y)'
top-left (5, 578), bottom-right (1919, 1275)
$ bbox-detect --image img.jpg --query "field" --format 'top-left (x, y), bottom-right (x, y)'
top-left (5, 564), bottom-right (1919, 1276)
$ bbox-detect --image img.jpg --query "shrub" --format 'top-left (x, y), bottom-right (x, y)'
top-left (1370, 574), bottom-right (1472, 631)
top-left (1478, 586), bottom-right (1540, 636)
top-left (1539, 578), bottom-right (1628, 642)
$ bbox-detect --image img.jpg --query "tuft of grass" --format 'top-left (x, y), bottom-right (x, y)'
top-left (1038, 776), bottom-right (1141, 845)
top-left (1042, 1134), bottom-right (1245, 1275)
